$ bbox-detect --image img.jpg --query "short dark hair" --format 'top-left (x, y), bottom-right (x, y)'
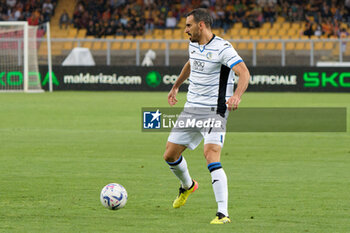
top-left (186, 8), bottom-right (213, 28)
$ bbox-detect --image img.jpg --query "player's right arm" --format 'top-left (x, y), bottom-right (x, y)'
top-left (168, 60), bottom-right (191, 106)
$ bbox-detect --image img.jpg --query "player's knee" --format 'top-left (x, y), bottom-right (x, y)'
top-left (163, 145), bottom-right (176, 162)
top-left (204, 146), bottom-right (220, 157)
top-left (203, 145), bottom-right (221, 163)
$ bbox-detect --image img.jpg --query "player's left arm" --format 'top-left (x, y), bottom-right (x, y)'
top-left (226, 62), bottom-right (250, 111)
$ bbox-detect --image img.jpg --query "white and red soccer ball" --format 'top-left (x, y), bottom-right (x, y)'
top-left (100, 183), bottom-right (128, 210)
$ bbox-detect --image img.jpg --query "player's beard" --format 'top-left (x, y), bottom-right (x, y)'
top-left (188, 31), bottom-right (200, 43)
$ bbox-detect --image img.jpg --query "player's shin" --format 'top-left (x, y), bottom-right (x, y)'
top-left (208, 162), bottom-right (228, 217)
top-left (166, 155), bottom-right (193, 189)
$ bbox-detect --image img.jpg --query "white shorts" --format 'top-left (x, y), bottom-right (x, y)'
top-left (167, 109), bottom-right (228, 150)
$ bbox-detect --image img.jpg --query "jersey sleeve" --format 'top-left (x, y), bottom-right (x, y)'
top-left (218, 43), bottom-right (243, 69)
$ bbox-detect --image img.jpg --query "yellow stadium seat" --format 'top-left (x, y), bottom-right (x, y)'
top-left (51, 43), bottom-right (63, 50)
top-left (51, 29), bottom-right (68, 38)
top-left (159, 42), bottom-right (166, 50)
top-left (324, 42), bottom-right (334, 50)
top-left (279, 35), bottom-right (290, 40)
top-left (82, 41), bottom-right (92, 49)
top-left (173, 29), bottom-right (184, 39)
top-left (234, 22), bottom-right (243, 29)
top-left (68, 28), bottom-right (78, 38)
top-left (164, 29), bottom-right (173, 38)
top-left (112, 36), bottom-right (123, 50)
top-left (291, 23), bottom-right (301, 30)
top-left (286, 42), bottom-right (295, 50)
top-left (212, 29), bottom-right (222, 35)
top-left (82, 36), bottom-right (93, 49)
top-left (268, 28), bottom-right (277, 37)
top-left (277, 29), bottom-right (288, 37)
top-left (101, 42), bottom-right (109, 50)
top-left (170, 42), bottom-right (180, 50)
top-left (141, 42), bottom-right (151, 50)
top-left (258, 28), bottom-right (267, 37)
top-left (276, 16), bottom-right (285, 23)
top-left (287, 28), bottom-right (296, 37)
top-left (237, 42), bottom-right (253, 50)
top-left (112, 42), bottom-right (121, 50)
top-left (77, 29), bottom-right (87, 38)
top-left (295, 42), bottom-right (305, 50)
top-left (262, 23), bottom-right (272, 29)
top-left (144, 34), bottom-right (153, 39)
top-left (266, 42), bottom-right (276, 50)
top-left (282, 23), bottom-right (291, 30)
top-left (229, 28), bottom-right (239, 37)
top-left (272, 22), bottom-right (281, 30)
top-left (240, 28), bottom-right (248, 37)
top-left (150, 42), bottom-right (160, 50)
top-left (121, 42), bottom-right (131, 50)
top-left (314, 41), bottom-right (323, 50)
top-left (153, 29), bottom-right (164, 38)
top-left (92, 41), bottom-right (102, 50)
top-left (257, 42), bottom-right (267, 50)
top-left (304, 42), bottom-right (311, 50)
top-left (63, 42), bottom-right (73, 50)
top-left (179, 42), bottom-right (188, 50)
top-left (249, 29), bottom-right (258, 37)
top-left (275, 43), bottom-right (282, 50)
top-left (130, 42), bottom-right (137, 50)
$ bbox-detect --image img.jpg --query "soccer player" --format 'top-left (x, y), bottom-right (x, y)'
top-left (163, 8), bottom-right (250, 224)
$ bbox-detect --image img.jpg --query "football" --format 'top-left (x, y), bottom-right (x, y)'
top-left (100, 183), bottom-right (128, 210)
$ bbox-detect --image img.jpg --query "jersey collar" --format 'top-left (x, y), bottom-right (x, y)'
top-left (198, 34), bottom-right (216, 53)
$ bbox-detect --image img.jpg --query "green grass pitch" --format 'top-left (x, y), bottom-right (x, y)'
top-left (0, 92), bottom-right (349, 233)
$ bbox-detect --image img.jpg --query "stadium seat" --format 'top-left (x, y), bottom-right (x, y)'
top-left (170, 42), bottom-right (180, 50)
top-left (173, 29), bottom-right (184, 39)
top-left (92, 41), bottom-right (102, 50)
top-left (68, 28), bottom-right (78, 38)
top-left (82, 36), bottom-right (94, 49)
top-left (77, 29), bottom-right (87, 38)
top-left (240, 28), bottom-right (249, 37)
top-left (229, 28), bottom-right (239, 38)
top-left (179, 42), bottom-right (188, 50)
top-left (277, 29), bottom-right (288, 38)
top-left (141, 41), bottom-right (151, 50)
top-left (249, 29), bottom-right (258, 37)
top-left (286, 42), bottom-right (295, 50)
top-left (153, 29), bottom-right (164, 39)
top-left (112, 36), bottom-right (123, 50)
top-left (276, 16), bottom-right (285, 23)
top-left (257, 42), bottom-right (267, 50)
top-left (268, 28), bottom-right (278, 37)
top-left (234, 22), bottom-right (243, 29)
top-left (212, 29), bottom-right (222, 35)
top-left (287, 28), bottom-right (297, 38)
top-left (51, 29), bottom-right (68, 38)
top-left (164, 29), bottom-right (173, 38)
top-left (258, 28), bottom-right (268, 38)
top-left (237, 42), bottom-right (253, 50)
top-left (324, 42), bottom-right (334, 50)
top-left (101, 41), bottom-right (109, 50)
top-left (63, 41), bottom-right (73, 50)
top-left (262, 23), bottom-right (272, 29)
top-left (266, 42), bottom-right (276, 50)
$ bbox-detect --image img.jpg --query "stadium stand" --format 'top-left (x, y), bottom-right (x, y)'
top-left (1, 0), bottom-right (349, 58)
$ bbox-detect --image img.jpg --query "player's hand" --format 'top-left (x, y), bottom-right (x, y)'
top-left (226, 95), bottom-right (241, 111)
top-left (168, 87), bottom-right (178, 106)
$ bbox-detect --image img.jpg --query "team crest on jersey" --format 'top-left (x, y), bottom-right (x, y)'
top-left (206, 52), bottom-right (213, 60)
